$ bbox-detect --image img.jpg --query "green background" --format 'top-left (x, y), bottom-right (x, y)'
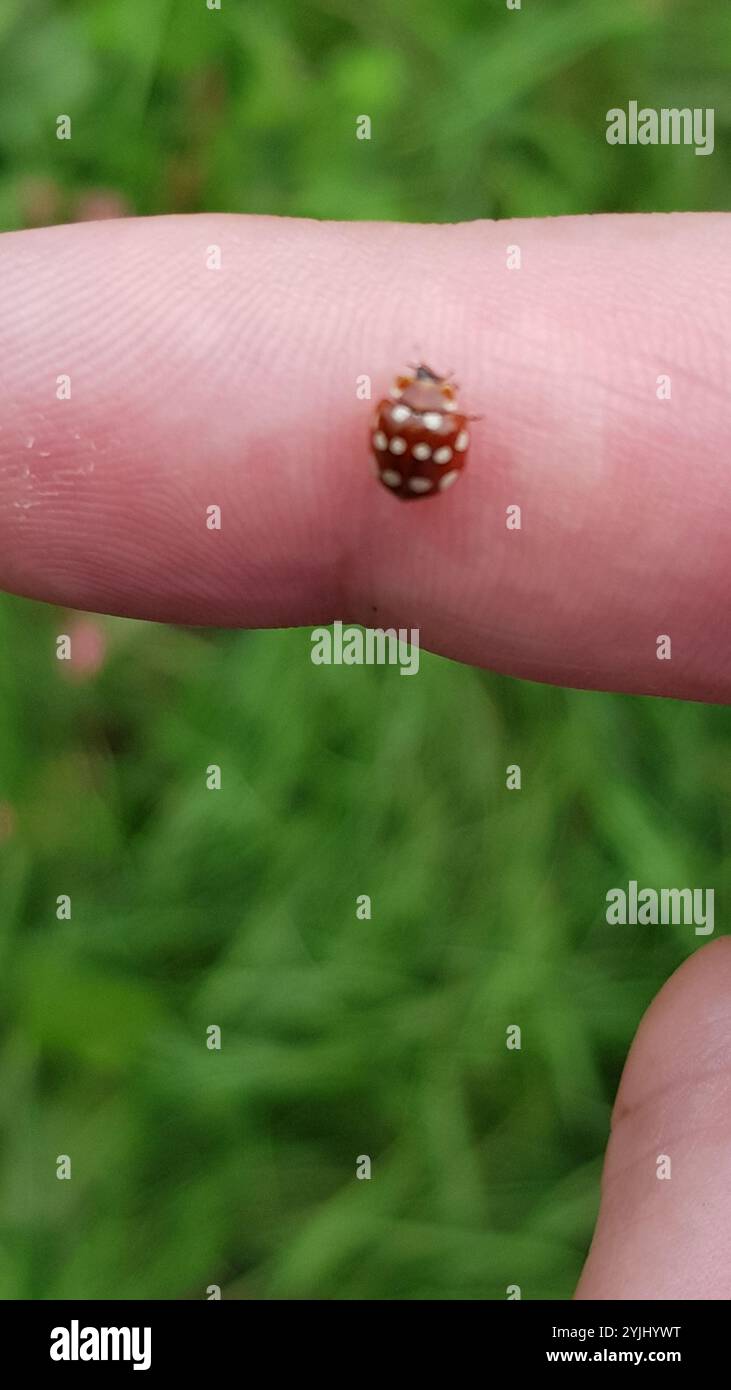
top-left (0, 0), bottom-right (729, 1300)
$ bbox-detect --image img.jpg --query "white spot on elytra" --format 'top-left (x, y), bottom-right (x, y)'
top-left (373, 431), bottom-right (388, 450)
top-left (389, 436), bottom-right (407, 454)
top-left (25, 436), bottom-right (35, 449)
top-left (438, 469), bottom-right (460, 491)
top-left (411, 443), bottom-right (431, 461)
top-left (455, 430), bottom-right (469, 451)
top-left (422, 412), bottom-right (443, 431)
top-left (433, 446), bottom-right (453, 465)
top-left (381, 469), bottom-right (402, 487)
top-left (408, 477), bottom-right (433, 494)
top-left (391, 404), bottom-right (410, 424)
top-left (444, 400), bottom-right (457, 412)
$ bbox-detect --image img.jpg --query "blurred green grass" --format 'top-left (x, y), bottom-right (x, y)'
top-left (1, 0), bottom-right (729, 225)
top-left (0, 0), bottom-right (729, 1300)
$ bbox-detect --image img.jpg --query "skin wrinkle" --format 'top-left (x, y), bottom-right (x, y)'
top-left (606, 1099), bottom-right (731, 1180)
top-left (611, 1064), bottom-right (731, 1131)
top-left (0, 211), bottom-right (729, 696)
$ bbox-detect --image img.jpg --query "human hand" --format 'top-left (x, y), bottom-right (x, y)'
top-left (576, 936), bottom-right (731, 1299)
top-left (2, 212), bottom-right (729, 1301)
top-left (0, 211), bottom-right (729, 701)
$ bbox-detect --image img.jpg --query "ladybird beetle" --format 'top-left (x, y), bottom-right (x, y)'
top-left (370, 363), bottom-right (470, 500)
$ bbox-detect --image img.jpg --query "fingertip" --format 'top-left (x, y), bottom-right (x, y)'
top-left (576, 936), bottom-right (731, 1300)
